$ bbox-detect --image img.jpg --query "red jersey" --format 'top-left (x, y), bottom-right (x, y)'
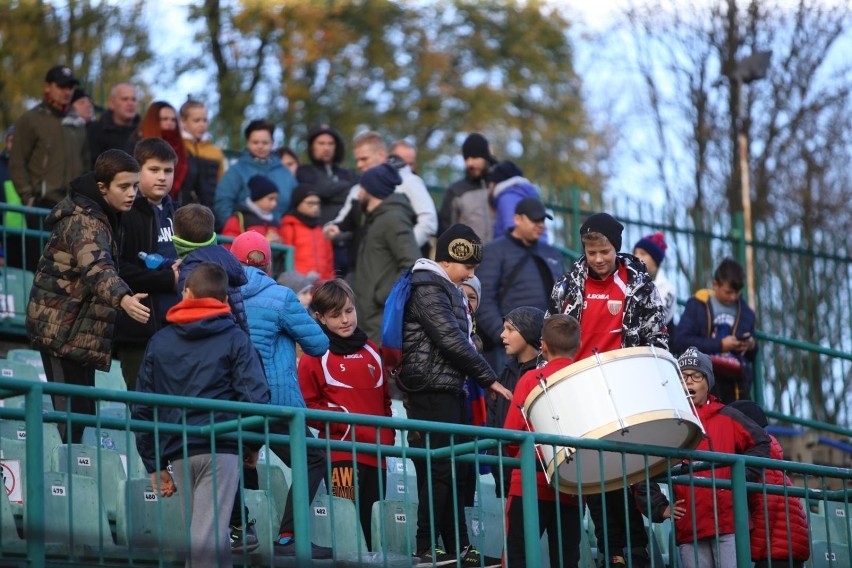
top-left (297, 339), bottom-right (394, 467)
top-left (575, 264), bottom-right (628, 360)
top-left (503, 357), bottom-right (578, 504)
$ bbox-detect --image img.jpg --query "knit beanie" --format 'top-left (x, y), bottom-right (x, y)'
top-left (277, 270), bottom-right (319, 295)
top-left (248, 175), bottom-right (278, 202)
top-left (462, 275), bottom-right (482, 306)
top-left (461, 133), bottom-right (494, 162)
top-left (580, 212), bottom-right (624, 252)
top-left (435, 224), bottom-right (483, 266)
top-left (678, 347), bottom-right (715, 391)
top-left (728, 400), bottom-right (769, 428)
top-left (361, 163), bottom-right (402, 200)
top-left (487, 160), bottom-right (523, 185)
top-left (504, 307), bottom-right (545, 351)
top-left (290, 184), bottom-right (317, 210)
top-left (634, 232), bottom-right (668, 267)
top-left (231, 230), bottom-right (272, 268)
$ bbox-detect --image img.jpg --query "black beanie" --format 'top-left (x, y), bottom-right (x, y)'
top-left (504, 307), bottom-right (545, 351)
top-left (248, 175), bottom-right (278, 202)
top-left (435, 224), bottom-right (483, 265)
top-left (462, 133), bottom-right (493, 161)
top-left (729, 400), bottom-right (769, 428)
top-left (580, 212), bottom-right (624, 252)
top-left (487, 160), bottom-right (523, 185)
top-left (290, 184), bottom-right (316, 211)
top-left (361, 163), bottom-right (402, 199)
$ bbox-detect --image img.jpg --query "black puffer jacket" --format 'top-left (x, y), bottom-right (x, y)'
top-left (397, 260), bottom-right (497, 394)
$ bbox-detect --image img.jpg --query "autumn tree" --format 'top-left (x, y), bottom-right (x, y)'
top-left (0, 1), bottom-right (152, 130)
top-left (617, 0), bottom-right (852, 423)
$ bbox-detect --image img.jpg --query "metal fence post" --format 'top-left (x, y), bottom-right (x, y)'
top-left (730, 458), bottom-right (752, 567)
top-left (289, 411), bottom-right (312, 564)
top-left (519, 435), bottom-right (541, 566)
top-left (25, 385), bottom-right (45, 567)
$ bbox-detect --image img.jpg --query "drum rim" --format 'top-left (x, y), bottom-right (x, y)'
top-left (523, 346), bottom-right (680, 412)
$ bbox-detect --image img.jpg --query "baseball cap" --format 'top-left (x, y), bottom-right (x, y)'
top-left (44, 65), bottom-right (79, 88)
top-left (515, 197), bottom-right (553, 222)
top-left (231, 231), bottom-right (272, 268)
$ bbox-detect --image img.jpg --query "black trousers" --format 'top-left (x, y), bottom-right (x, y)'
top-left (40, 351), bottom-right (96, 444)
top-left (505, 495), bottom-right (581, 568)
top-left (230, 420), bottom-right (327, 537)
top-left (406, 391), bottom-right (471, 555)
top-left (587, 488), bottom-right (648, 561)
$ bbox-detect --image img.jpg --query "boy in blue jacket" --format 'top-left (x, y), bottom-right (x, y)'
top-left (227, 230), bottom-right (331, 559)
top-left (172, 203), bottom-right (250, 334)
top-left (134, 262), bottom-right (270, 568)
top-left (674, 257), bottom-right (757, 403)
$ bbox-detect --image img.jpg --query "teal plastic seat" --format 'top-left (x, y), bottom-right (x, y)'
top-left (0, 267), bottom-right (34, 329)
top-left (6, 349), bottom-right (44, 374)
top-left (0, 487), bottom-right (23, 555)
top-left (115, 477), bottom-right (187, 561)
top-left (31, 471), bottom-right (115, 555)
top-left (384, 457), bottom-right (418, 503)
top-left (80, 427), bottom-right (147, 479)
top-left (51, 444), bottom-right (126, 521)
top-left (811, 540), bottom-right (851, 567)
top-left (241, 489), bottom-right (280, 564)
top-left (256, 460), bottom-right (288, 521)
top-left (94, 361), bottom-right (126, 392)
top-left (0, 420), bottom-right (62, 468)
top-left (370, 499), bottom-right (417, 556)
top-left (310, 493), bottom-right (368, 557)
top-left (465, 505), bottom-right (505, 559)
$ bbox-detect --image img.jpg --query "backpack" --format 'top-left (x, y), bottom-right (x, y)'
top-left (380, 269), bottom-right (413, 379)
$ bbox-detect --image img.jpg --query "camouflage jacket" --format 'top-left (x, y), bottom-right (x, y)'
top-left (26, 172), bottom-right (131, 371)
top-left (547, 252), bottom-right (669, 351)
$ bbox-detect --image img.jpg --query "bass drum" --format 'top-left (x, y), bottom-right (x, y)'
top-left (523, 347), bottom-right (703, 494)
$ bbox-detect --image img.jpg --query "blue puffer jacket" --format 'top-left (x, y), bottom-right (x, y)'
top-left (213, 150), bottom-right (296, 229)
top-left (178, 245), bottom-right (249, 334)
top-left (490, 176), bottom-right (540, 239)
top-left (241, 266), bottom-right (329, 407)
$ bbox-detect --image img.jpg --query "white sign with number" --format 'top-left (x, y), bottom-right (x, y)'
top-left (314, 507), bottom-right (328, 517)
top-left (51, 485), bottom-right (66, 497)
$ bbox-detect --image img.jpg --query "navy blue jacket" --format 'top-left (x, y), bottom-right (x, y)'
top-left (178, 244), bottom-right (249, 334)
top-left (673, 288), bottom-right (757, 360)
top-left (133, 301), bottom-right (270, 473)
top-left (476, 234), bottom-right (564, 349)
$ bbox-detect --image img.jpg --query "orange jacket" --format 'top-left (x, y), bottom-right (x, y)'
top-left (279, 214), bottom-right (334, 280)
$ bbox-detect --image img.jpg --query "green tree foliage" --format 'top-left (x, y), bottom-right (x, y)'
top-left (0, 1), bottom-right (152, 130)
top-left (188, 0), bottom-right (606, 194)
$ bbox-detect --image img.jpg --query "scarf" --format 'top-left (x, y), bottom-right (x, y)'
top-left (323, 324), bottom-right (369, 355)
top-left (244, 198), bottom-right (274, 223)
top-left (289, 209), bottom-right (321, 228)
top-left (172, 232), bottom-right (217, 259)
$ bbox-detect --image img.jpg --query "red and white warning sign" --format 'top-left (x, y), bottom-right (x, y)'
top-left (1, 460), bottom-right (22, 504)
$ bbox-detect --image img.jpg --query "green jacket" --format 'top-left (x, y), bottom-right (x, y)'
top-left (26, 172), bottom-right (131, 370)
top-left (8, 101), bottom-right (89, 205)
top-left (353, 193), bottom-right (421, 342)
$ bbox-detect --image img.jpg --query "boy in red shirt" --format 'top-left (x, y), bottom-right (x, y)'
top-left (297, 278), bottom-right (394, 550)
top-left (502, 314), bottom-right (582, 567)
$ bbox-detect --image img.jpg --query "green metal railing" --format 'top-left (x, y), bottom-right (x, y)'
top-left (0, 372), bottom-right (849, 567)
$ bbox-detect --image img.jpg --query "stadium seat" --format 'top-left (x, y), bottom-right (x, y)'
top-left (256, 460), bottom-right (288, 520)
top-left (31, 471), bottom-right (115, 555)
top-left (94, 362), bottom-right (126, 392)
top-left (6, 349), bottom-right (44, 374)
top-left (824, 501), bottom-right (851, 545)
top-left (0, 420), bottom-right (61, 468)
top-left (310, 493), bottom-right (368, 557)
top-left (240, 489), bottom-right (279, 564)
top-left (0, 267), bottom-right (34, 329)
top-left (371, 499), bottom-right (417, 556)
top-left (384, 457), bottom-right (418, 502)
top-left (0, 488), bottom-right (22, 554)
top-left (51, 444), bottom-right (126, 521)
top-left (811, 540), bottom-right (851, 567)
top-left (0, 358), bottom-right (42, 382)
top-left (115, 477), bottom-right (186, 561)
top-left (465, 505), bottom-right (505, 559)
top-left (81, 427), bottom-right (147, 479)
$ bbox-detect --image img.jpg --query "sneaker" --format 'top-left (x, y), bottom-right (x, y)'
top-left (273, 538), bottom-right (333, 560)
top-left (229, 519), bottom-right (259, 553)
top-left (461, 545), bottom-right (501, 567)
top-left (415, 546), bottom-right (456, 567)
top-left (606, 556), bottom-right (627, 567)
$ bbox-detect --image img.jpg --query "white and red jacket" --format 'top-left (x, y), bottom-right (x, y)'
top-left (298, 338), bottom-right (394, 467)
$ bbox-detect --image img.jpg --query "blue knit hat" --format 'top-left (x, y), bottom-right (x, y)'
top-left (361, 163), bottom-right (402, 199)
top-left (634, 232), bottom-right (668, 267)
top-left (248, 175), bottom-right (278, 202)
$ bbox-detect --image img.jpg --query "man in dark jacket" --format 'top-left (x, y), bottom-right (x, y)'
top-left (398, 224), bottom-right (511, 566)
top-left (86, 82), bottom-right (140, 166)
top-left (477, 197), bottom-right (564, 370)
top-left (9, 65), bottom-right (90, 270)
top-left (133, 262), bottom-right (270, 568)
top-left (115, 138), bottom-right (182, 390)
top-left (352, 163), bottom-right (420, 341)
top-left (296, 124), bottom-right (357, 275)
top-left (437, 133), bottom-right (497, 242)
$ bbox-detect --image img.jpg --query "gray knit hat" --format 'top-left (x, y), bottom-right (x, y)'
top-left (462, 276), bottom-right (481, 306)
top-left (504, 307), bottom-right (545, 351)
top-left (277, 270), bottom-right (319, 295)
top-left (678, 346), bottom-right (715, 390)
